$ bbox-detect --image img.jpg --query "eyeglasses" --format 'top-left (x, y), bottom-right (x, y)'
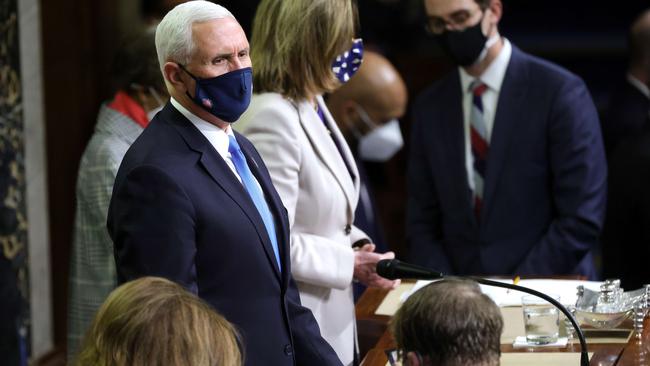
top-left (386, 348), bottom-right (429, 366)
top-left (385, 348), bottom-right (400, 366)
top-left (424, 6), bottom-right (484, 35)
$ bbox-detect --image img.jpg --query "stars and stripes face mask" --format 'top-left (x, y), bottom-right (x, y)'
top-left (332, 38), bottom-right (364, 83)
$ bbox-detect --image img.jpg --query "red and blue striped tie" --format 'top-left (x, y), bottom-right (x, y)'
top-left (470, 80), bottom-right (489, 221)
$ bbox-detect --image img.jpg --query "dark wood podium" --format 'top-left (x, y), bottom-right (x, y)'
top-left (355, 283), bottom-right (650, 366)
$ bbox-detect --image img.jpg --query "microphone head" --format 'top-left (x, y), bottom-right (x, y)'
top-left (376, 259), bottom-right (444, 280)
top-left (376, 259), bottom-right (399, 280)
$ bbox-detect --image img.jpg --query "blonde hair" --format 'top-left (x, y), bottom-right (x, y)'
top-left (251, 0), bottom-right (357, 101)
top-left (74, 277), bottom-right (242, 366)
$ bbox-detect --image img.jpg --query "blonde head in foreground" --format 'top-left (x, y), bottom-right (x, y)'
top-left (74, 276), bottom-right (242, 366)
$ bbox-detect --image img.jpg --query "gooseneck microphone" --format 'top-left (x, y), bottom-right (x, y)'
top-left (376, 258), bottom-right (444, 280)
top-left (376, 259), bottom-right (589, 366)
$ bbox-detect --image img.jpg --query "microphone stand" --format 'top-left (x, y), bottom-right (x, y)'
top-left (450, 276), bottom-right (590, 366)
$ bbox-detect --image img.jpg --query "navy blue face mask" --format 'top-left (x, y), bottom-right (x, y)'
top-left (332, 38), bottom-right (364, 83)
top-left (179, 65), bottom-right (253, 123)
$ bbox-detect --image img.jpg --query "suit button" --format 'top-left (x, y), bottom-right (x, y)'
top-left (344, 224), bottom-right (352, 235)
top-left (284, 344), bottom-right (293, 356)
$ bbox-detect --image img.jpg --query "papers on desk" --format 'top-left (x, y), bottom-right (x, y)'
top-left (500, 352), bottom-right (592, 366)
top-left (375, 282), bottom-right (415, 316)
top-left (401, 279), bottom-right (603, 307)
top-left (384, 353), bottom-right (592, 366)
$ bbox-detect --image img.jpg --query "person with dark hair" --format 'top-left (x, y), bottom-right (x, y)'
top-left (407, 0), bottom-right (606, 278)
top-left (67, 28), bottom-right (168, 358)
top-left (601, 9), bottom-right (650, 291)
top-left (391, 279), bottom-right (503, 366)
top-left (603, 114), bottom-right (650, 290)
top-left (140, 0), bottom-right (186, 24)
top-left (601, 9), bottom-right (650, 157)
top-left (0, 256), bottom-right (21, 366)
top-left (0, 147), bottom-right (22, 366)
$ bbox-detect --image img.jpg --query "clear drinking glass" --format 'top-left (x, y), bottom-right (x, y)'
top-left (522, 294), bottom-right (560, 344)
top-left (563, 305), bottom-right (577, 340)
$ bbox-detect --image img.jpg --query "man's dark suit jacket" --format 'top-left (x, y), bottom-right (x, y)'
top-left (601, 78), bottom-right (650, 158)
top-left (602, 120), bottom-right (650, 290)
top-left (107, 103), bottom-right (342, 366)
top-left (407, 46), bottom-right (606, 278)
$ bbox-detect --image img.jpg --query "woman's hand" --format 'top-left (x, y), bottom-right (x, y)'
top-left (353, 243), bottom-right (401, 289)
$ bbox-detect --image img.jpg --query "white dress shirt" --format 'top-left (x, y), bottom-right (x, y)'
top-left (170, 97), bottom-right (263, 193)
top-left (459, 38), bottom-right (512, 191)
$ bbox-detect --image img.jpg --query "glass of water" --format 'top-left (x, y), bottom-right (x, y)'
top-left (522, 294), bottom-right (560, 345)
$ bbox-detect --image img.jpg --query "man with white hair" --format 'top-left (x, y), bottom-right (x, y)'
top-left (107, 2), bottom-right (343, 365)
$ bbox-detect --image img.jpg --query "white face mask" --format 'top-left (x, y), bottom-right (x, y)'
top-left (355, 106), bottom-right (404, 162)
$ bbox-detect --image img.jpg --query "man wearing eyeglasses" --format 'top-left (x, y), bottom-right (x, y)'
top-left (406, 0), bottom-right (606, 279)
top-left (390, 279), bottom-right (503, 366)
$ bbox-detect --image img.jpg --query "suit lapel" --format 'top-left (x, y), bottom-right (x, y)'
top-left (441, 73), bottom-right (476, 225)
top-left (482, 47), bottom-right (528, 223)
top-left (238, 135), bottom-right (291, 287)
top-left (163, 105), bottom-right (282, 281)
top-left (296, 98), bottom-right (358, 219)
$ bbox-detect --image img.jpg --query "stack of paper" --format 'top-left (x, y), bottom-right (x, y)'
top-left (401, 279), bottom-right (603, 307)
top-left (384, 352), bottom-right (591, 366)
top-left (500, 352), bottom-right (592, 366)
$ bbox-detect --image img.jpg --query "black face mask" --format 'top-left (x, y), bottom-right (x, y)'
top-left (435, 13), bottom-right (487, 67)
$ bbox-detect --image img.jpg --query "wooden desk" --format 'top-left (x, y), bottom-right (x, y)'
top-left (356, 285), bottom-right (648, 366)
top-left (356, 284), bottom-right (395, 357)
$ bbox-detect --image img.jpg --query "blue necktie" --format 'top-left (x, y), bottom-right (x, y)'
top-left (228, 135), bottom-right (281, 271)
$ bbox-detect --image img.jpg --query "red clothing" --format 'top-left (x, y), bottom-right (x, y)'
top-left (107, 91), bottom-right (149, 128)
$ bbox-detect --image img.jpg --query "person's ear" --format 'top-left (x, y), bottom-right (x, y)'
top-left (405, 351), bottom-right (423, 366)
top-left (487, 0), bottom-right (502, 24)
top-left (340, 99), bottom-right (360, 126)
top-left (163, 62), bottom-right (188, 93)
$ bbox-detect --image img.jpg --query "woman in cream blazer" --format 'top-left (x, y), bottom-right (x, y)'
top-left (237, 1), bottom-right (397, 364)
top-left (238, 94), bottom-right (366, 364)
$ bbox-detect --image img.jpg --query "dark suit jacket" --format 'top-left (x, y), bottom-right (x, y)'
top-left (352, 155), bottom-right (387, 252)
top-left (0, 150), bottom-right (21, 366)
top-left (108, 103), bottom-right (342, 366)
top-left (601, 78), bottom-right (650, 159)
top-left (602, 119), bottom-right (650, 290)
top-left (406, 46), bottom-right (606, 278)
top-left (0, 255), bottom-right (20, 366)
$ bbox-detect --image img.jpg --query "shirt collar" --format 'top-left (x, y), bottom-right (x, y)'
top-left (170, 97), bottom-right (234, 156)
top-left (459, 37), bottom-right (512, 93)
top-left (626, 74), bottom-right (650, 99)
